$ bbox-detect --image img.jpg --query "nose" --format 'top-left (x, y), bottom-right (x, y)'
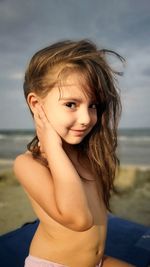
top-left (78, 108), bottom-right (91, 126)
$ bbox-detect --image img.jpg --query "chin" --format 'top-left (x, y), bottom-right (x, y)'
top-left (62, 136), bottom-right (84, 145)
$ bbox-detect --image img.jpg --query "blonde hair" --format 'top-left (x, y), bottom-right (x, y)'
top-left (23, 39), bottom-right (124, 210)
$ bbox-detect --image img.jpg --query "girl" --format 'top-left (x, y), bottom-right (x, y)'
top-left (14, 40), bottom-right (135, 267)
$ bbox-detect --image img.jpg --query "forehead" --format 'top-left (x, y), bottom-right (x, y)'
top-left (58, 71), bottom-right (96, 101)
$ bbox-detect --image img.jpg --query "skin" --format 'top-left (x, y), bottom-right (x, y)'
top-left (28, 72), bottom-right (98, 154)
top-left (22, 72), bottom-right (135, 266)
top-left (33, 106), bottom-right (135, 267)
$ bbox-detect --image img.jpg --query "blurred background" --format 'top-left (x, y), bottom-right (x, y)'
top-left (0, 0), bottom-right (150, 235)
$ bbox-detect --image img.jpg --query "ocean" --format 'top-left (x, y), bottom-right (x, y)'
top-left (0, 128), bottom-right (150, 166)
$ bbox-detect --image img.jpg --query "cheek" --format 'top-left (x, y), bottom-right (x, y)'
top-left (58, 117), bottom-right (74, 130)
top-left (43, 103), bottom-right (74, 131)
top-left (48, 114), bottom-right (72, 133)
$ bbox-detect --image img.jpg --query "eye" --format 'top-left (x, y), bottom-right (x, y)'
top-left (89, 103), bottom-right (97, 109)
top-left (65, 102), bottom-right (76, 109)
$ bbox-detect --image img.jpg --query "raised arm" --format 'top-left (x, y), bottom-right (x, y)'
top-left (45, 141), bottom-right (93, 228)
top-left (14, 105), bottom-right (93, 231)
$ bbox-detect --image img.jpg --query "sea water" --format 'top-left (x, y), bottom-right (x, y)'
top-left (0, 128), bottom-right (150, 166)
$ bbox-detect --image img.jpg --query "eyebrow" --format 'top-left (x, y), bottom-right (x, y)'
top-left (59, 97), bottom-right (83, 102)
top-left (59, 97), bottom-right (97, 103)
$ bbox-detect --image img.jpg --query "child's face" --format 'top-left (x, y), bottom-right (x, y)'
top-left (41, 72), bottom-right (97, 145)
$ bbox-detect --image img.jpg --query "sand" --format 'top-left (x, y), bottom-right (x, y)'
top-left (0, 160), bottom-right (150, 235)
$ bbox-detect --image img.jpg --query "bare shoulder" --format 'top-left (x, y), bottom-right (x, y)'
top-left (13, 151), bottom-right (53, 195)
top-left (13, 151), bottom-right (64, 222)
top-left (14, 151), bottom-right (49, 181)
top-left (14, 151), bottom-right (43, 169)
top-left (14, 151), bottom-right (31, 169)
top-left (13, 152), bottom-right (53, 210)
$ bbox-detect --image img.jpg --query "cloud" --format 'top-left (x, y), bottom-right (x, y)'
top-left (0, 0), bottom-right (150, 128)
top-left (9, 72), bottom-right (24, 80)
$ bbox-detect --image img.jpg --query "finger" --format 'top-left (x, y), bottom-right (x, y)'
top-left (36, 105), bottom-right (48, 124)
top-left (39, 105), bottom-right (50, 124)
top-left (34, 110), bottom-right (43, 127)
top-left (34, 109), bottom-right (41, 122)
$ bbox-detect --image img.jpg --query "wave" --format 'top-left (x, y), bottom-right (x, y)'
top-left (1, 129), bottom-right (150, 143)
top-left (0, 134), bottom-right (33, 141)
top-left (0, 134), bottom-right (7, 140)
top-left (119, 136), bottom-right (150, 142)
top-left (12, 135), bottom-right (33, 141)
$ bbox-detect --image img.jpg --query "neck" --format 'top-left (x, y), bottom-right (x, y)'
top-left (62, 142), bottom-right (77, 156)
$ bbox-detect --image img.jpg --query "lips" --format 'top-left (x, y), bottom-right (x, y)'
top-left (69, 128), bottom-right (88, 137)
top-left (70, 129), bottom-right (86, 132)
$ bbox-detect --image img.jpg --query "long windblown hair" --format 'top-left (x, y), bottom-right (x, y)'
top-left (23, 39), bottom-right (124, 210)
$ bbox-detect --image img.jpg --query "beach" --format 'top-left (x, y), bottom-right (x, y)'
top-left (0, 128), bottom-right (150, 235)
top-left (0, 160), bottom-right (36, 235)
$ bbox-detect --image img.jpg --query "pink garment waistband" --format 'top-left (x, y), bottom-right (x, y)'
top-left (24, 255), bottom-right (68, 267)
top-left (24, 254), bottom-right (102, 267)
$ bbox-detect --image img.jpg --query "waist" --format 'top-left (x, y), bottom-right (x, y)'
top-left (29, 224), bottom-right (104, 267)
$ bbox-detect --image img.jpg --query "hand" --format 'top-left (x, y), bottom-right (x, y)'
top-left (34, 104), bottom-right (62, 154)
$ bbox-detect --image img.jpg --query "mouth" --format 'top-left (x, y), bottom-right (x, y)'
top-left (70, 129), bottom-right (87, 132)
top-left (70, 128), bottom-right (87, 136)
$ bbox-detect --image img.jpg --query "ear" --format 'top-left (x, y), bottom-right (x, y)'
top-left (27, 92), bottom-right (41, 114)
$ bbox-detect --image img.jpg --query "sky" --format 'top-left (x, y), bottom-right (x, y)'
top-left (0, 0), bottom-right (150, 129)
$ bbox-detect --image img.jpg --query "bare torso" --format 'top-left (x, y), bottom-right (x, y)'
top-left (27, 154), bottom-right (108, 267)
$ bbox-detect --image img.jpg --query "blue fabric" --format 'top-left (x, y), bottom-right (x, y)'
top-left (136, 228), bottom-right (150, 252)
top-left (0, 215), bottom-right (149, 267)
top-left (0, 220), bottom-right (39, 267)
top-left (105, 214), bottom-right (150, 267)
